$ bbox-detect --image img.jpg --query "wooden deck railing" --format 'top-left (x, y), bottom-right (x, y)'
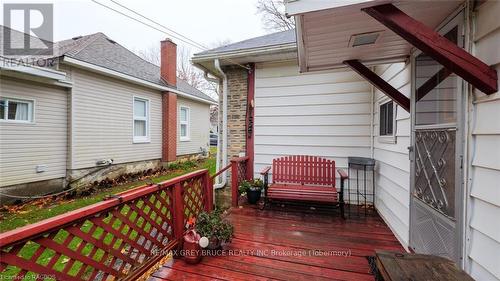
top-left (230, 156), bottom-right (250, 207)
top-left (209, 156), bottom-right (250, 208)
top-left (0, 169), bottom-right (213, 281)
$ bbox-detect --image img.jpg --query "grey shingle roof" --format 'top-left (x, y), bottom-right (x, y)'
top-left (1, 26), bottom-right (215, 104)
top-left (195, 29), bottom-right (296, 56)
top-left (57, 33), bottom-right (216, 103)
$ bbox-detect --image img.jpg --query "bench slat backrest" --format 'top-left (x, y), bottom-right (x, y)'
top-left (272, 155), bottom-right (336, 187)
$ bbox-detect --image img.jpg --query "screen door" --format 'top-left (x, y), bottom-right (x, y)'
top-left (409, 11), bottom-right (465, 264)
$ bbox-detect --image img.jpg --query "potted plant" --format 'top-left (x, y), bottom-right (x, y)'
top-left (195, 209), bottom-right (234, 249)
top-left (182, 217), bottom-right (202, 264)
top-left (239, 179), bottom-right (264, 204)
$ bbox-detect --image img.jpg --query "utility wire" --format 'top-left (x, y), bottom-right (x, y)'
top-left (90, 0), bottom-right (198, 48)
top-left (108, 0), bottom-right (208, 50)
top-left (91, 0), bottom-right (250, 70)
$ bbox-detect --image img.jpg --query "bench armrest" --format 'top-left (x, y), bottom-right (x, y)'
top-left (260, 166), bottom-right (271, 175)
top-left (337, 169), bottom-right (348, 219)
top-left (260, 167), bottom-right (271, 197)
top-left (337, 169), bottom-right (348, 180)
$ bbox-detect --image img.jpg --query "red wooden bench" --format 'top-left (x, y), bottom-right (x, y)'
top-left (261, 155), bottom-right (348, 218)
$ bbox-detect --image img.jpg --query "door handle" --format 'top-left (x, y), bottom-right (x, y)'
top-left (408, 146), bottom-right (414, 161)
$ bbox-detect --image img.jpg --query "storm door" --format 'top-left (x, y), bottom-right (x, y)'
top-left (409, 11), bottom-right (465, 265)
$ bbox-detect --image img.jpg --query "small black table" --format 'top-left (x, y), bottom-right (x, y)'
top-left (347, 157), bottom-right (375, 216)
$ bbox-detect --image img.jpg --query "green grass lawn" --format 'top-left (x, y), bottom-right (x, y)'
top-left (0, 148), bottom-right (216, 233)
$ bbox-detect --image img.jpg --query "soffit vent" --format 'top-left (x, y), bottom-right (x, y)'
top-left (349, 31), bottom-right (382, 47)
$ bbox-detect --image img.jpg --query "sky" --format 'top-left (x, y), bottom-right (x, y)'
top-left (1, 0), bottom-right (268, 56)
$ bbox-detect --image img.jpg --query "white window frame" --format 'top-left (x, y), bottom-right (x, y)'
top-left (179, 106), bottom-right (190, 141)
top-left (0, 97), bottom-right (35, 124)
top-left (378, 99), bottom-right (397, 144)
top-left (133, 96), bottom-right (150, 143)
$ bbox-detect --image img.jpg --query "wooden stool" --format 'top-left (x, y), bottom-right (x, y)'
top-left (375, 251), bottom-right (474, 281)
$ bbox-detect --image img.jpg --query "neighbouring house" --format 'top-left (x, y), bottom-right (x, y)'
top-left (192, 1), bottom-right (500, 280)
top-left (0, 27), bottom-right (216, 203)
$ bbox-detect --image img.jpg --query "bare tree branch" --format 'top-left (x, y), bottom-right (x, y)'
top-left (256, 0), bottom-right (295, 32)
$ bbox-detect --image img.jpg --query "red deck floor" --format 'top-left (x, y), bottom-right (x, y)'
top-left (148, 204), bottom-right (405, 281)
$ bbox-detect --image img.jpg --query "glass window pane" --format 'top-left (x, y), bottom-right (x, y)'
top-left (387, 102), bottom-right (393, 135)
top-left (134, 120), bottom-right (146, 137)
top-left (380, 104), bottom-right (386, 135)
top-left (0, 100), bottom-right (5, 120)
top-left (180, 108), bottom-right (188, 122)
top-left (8, 101), bottom-right (29, 121)
top-left (134, 99), bottom-right (146, 117)
top-left (180, 124), bottom-right (187, 137)
top-left (415, 26), bottom-right (458, 126)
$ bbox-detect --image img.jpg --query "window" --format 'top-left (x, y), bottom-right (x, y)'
top-left (180, 106), bottom-right (190, 141)
top-left (379, 101), bottom-right (394, 136)
top-left (415, 26), bottom-right (459, 126)
top-left (133, 97), bottom-right (149, 143)
top-left (0, 97), bottom-right (34, 123)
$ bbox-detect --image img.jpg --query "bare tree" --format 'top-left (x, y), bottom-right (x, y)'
top-left (256, 0), bottom-right (295, 32)
top-left (136, 44), bottom-right (160, 66)
top-left (177, 47), bottom-right (212, 92)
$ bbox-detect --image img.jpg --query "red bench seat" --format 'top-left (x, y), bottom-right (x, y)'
top-left (261, 155), bottom-right (348, 218)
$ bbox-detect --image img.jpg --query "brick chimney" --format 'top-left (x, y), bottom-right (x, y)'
top-left (161, 39), bottom-right (177, 162)
top-left (161, 39), bottom-right (177, 86)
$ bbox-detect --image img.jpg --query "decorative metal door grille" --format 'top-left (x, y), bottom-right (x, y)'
top-left (414, 129), bottom-right (456, 218)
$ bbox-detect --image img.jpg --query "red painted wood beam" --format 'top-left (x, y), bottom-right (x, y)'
top-left (416, 67), bottom-right (452, 102)
top-left (246, 63), bottom-right (255, 180)
top-left (344, 59), bottom-right (410, 112)
top-left (363, 3), bottom-right (497, 94)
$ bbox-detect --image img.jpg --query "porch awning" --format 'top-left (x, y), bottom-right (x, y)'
top-left (287, 0), bottom-right (463, 72)
top-left (287, 0), bottom-right (497, 99)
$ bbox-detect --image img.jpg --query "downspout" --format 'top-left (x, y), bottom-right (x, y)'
top-left (213, 59), bottom-right (228, 189)
top-left (370, 68), bottom-right (375, 159)
top-left (204, 71), bottom-right (224, 189)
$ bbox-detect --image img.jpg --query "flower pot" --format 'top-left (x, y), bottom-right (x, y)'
top-left (183, 230), bottom-right (202, 264)
top-left (247, 189), bottom-right (261, 204)
top-left (207, 236), bottom-right (221, 250)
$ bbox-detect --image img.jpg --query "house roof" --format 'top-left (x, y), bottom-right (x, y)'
top-left (1, 26), bottom-right (216, 104)
top-left (192, 29), bottom-right (298, 76)
top-left (194, 29), bottom-right (296, 56)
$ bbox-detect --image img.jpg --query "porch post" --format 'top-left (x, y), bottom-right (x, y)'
top-left (363, 3), bottom-right (498, 94)
top-left (230, 159), bottom-right (238, 207)
top-left (172, 182), bottom-right (185, 244)
top-left (246, 63), bottom-right (255, 180)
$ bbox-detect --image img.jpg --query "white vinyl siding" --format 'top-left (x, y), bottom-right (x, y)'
top-left (373, 62), bottom-right (411, 249)
top-left (0, 77), bottom-right (68, 186)
top-left (467, 2), bottom-right (500, 280)
top-left (254, 61), bottom-right (372, 186)
top-left (176, 97), bottom-right (210, 156)
top-left (67, 67), bottom-right (162, 169)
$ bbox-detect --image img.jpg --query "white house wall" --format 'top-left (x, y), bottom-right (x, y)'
top-left (467, 1), bottom-right (500, 280)
top-left (372, 62), bottom-right (412, 249)
top-left (0, 76), bottom-right (68, 186)
top-left (254, 61), bottom-right (372, 187)
top-left (66, 66), bottom-right (162, 170)
top-left (176, 96), bottom-right (210, 156)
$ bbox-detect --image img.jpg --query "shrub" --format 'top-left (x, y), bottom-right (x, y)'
top-left (239, 179), bottom-right (264, 195)
top-left (195, 209), bottom-right (234, 244)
